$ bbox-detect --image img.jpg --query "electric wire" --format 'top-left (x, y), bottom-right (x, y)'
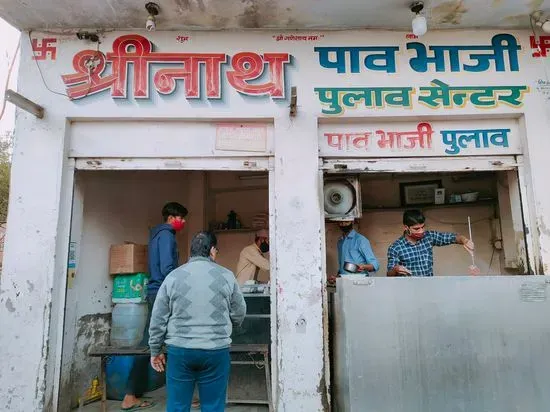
top-left (0, 38), bottom-right (21, 123)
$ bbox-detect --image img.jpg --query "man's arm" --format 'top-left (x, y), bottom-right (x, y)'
top-left (430, 231), bottom-right (474, 253)
top-left (386, 245), bottom-right (411, 276)
top-left (229, 280), bottom-right (246, 327)
top-left (358, 237), bottom-right (379, 272)
top-left (429, 230), bottom-right (457, 247)
top-left (244, 247), bottom-right (270, 271)
top-left (149, 280), bottom-right (171, 356)
top-left (387, 245), bottom-right (400, 277)
top-left (336, 238), bottom-right (343, 274)
top-left (158, 231), bottom-right (177, 280)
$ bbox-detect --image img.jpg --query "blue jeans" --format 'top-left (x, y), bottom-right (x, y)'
top-left (166, 345), bottom-right (230, 412)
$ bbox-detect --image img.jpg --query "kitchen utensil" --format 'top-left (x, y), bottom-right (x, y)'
top-left (434, 188), bottom-right (446, 205)
top-left (467, 216), bottom-right (480, 275)
top-left (461, 192), bottom-right (479, 203)
top-left (449, 194), bottom-right (462, 204)
top-left (344, 261), bottom-right (359, 273)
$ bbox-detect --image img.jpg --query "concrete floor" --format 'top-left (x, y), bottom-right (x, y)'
top-left (80, 387), bottom-right (269, 412)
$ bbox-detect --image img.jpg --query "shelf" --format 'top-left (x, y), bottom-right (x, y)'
top-left (362, 199), bottom-right (497, 212)
top-left (213, 228), bottom-right (256, 234)
top-left (242, 293), bottom-right (270, 298)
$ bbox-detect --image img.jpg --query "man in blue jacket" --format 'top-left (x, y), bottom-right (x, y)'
top-left (121, 202), bottom-right (188, 411)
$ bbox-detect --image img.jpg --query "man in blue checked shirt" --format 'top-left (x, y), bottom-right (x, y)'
top-left (329, 218), bottom-right (379, 284)
top-left (387, 209), bottom-right (474, 277)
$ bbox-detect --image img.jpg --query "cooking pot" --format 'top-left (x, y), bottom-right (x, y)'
top-left (344, 261), bottom-right (359, 273)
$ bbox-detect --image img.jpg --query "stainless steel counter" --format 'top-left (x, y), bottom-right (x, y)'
top-left (331, 276), bottom-right (550, 412)
top-left (232, 293), bottom-right (270, 345)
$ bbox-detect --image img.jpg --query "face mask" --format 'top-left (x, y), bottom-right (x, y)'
top-left (260, 241), bottom-right (269, 253)
top-left (407, 229), bottom-right (425, 240)
top-left (171, 219), bottom-right (185, 232)
top-left (340, 224), bottom-right (353, 233)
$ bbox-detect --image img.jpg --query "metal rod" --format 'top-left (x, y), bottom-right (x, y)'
top-left (5, 89), bottom-right (44, 119)
top-left (468, 216), bottom-right (476, 266)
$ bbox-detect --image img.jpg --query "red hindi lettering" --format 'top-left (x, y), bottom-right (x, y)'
top-left (326, 133), bottom-right (347, 150)
top-left (326, 132), bottom-right (371, 151)
top-left (377, 130), bottom-right (402, 149)
top-left (402, 122), bottom-right (433, 149)
top-left (109, 35), bottom-right (162, 98)
top-left (62, 34), bottom-right (292, 100)
top-left (227, 52), bottom-right (290, 98)
top-left (377, 123), bottom-right (432, 151)
top-left (350, 133), bottom-right (370, 150)
top-left (61, 50), bottom-right (116, 100)
top-left (154, 54), bottom-right (227, 98)
top-left (106, 35), bottom-right (227, 99)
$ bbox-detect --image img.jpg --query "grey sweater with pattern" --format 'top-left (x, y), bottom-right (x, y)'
top-left (148, 256), bottom-right (246, 355)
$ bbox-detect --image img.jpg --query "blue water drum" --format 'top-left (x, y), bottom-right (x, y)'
top-left (106, 355), bottom-right (165, 400)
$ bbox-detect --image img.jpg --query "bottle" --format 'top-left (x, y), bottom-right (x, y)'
top-left (227, 210), bottom-right (237, 229)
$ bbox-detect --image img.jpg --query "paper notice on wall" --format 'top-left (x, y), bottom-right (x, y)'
top-left (215, 123), bottom-right (267, 152)
top-left (536, 79), bottom-right (550, 101)
top-left (67, 241), bottom-right (77, 289)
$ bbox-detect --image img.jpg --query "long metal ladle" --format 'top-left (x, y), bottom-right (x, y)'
top-left (468, 216), bottom-right (480, 275)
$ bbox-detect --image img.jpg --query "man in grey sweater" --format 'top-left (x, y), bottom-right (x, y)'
top-left (149, 231), bottom-right (246, 412)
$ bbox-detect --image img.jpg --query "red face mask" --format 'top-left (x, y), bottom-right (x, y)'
top-left (171, 219), bottom-right (186, 232)
top-left (409, 232), bottom-right (425, 240)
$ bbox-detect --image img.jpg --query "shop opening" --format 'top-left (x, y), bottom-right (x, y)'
top-left (60, 169), bottom-right (272, 411)
top-left (325, 170), bottom-right (528, 279)
top-left (323, 168), bottom-right (537, 411)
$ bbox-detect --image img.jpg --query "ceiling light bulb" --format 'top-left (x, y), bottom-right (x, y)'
top-left (541, 19), bottom-right (550, 33)
top-left (145, 2), bottom-right (160, 31)
top-left (412, 14), bottom-right (427, 37)
top-left (532, 10), bottom-right (550, 33)
top-left (146, 14), bottom-right (156, 31)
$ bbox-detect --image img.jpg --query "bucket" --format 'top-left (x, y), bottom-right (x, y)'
top-left (110, 303), bottom-right (148, 348)
top-left (106, 355), bottom-right (165, 400)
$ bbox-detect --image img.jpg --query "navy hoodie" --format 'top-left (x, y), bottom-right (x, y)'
top-left (147, 223), bottom-right (179, 297)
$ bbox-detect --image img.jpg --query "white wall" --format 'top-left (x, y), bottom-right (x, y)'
top-left (1, 29), bottom-right (550, 411)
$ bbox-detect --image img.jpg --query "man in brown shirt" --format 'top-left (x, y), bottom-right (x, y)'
top-left (236, 229), bottom-right (270, 284)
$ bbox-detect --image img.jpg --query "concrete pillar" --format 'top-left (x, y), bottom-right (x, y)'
top-left (0, 36), bottom-right (71, 411)
top-left (272, 114), bottom-right (327, 411)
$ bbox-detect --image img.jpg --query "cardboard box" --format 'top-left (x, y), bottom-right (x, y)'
top-left (112, 273), bottom-right (149, 303)
top-left (109, 243), bottom-right (148, 275)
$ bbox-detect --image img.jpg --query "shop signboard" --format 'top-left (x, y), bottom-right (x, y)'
top-left (318, 118), bottom-right (521, 157)
top-left (30, 31), bottom-right (530, 117)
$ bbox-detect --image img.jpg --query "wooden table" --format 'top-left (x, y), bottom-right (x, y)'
top-left (88, 344), bottom-right (272, 412)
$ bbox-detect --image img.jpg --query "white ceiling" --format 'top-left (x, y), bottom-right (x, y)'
top-left (0, 0), bottom-right (548, 31)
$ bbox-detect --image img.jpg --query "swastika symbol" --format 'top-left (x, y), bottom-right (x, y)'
top-left (530, 35), bottom-right (550, 58)
top-left (32, 38), bottom-right (57, 61)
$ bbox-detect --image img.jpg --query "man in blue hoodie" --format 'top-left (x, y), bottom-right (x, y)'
top-left (121, 202), bottom-right (188, 411)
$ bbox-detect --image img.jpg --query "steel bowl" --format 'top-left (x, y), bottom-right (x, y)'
top-left (344, 261), bottom-right (359, 273)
